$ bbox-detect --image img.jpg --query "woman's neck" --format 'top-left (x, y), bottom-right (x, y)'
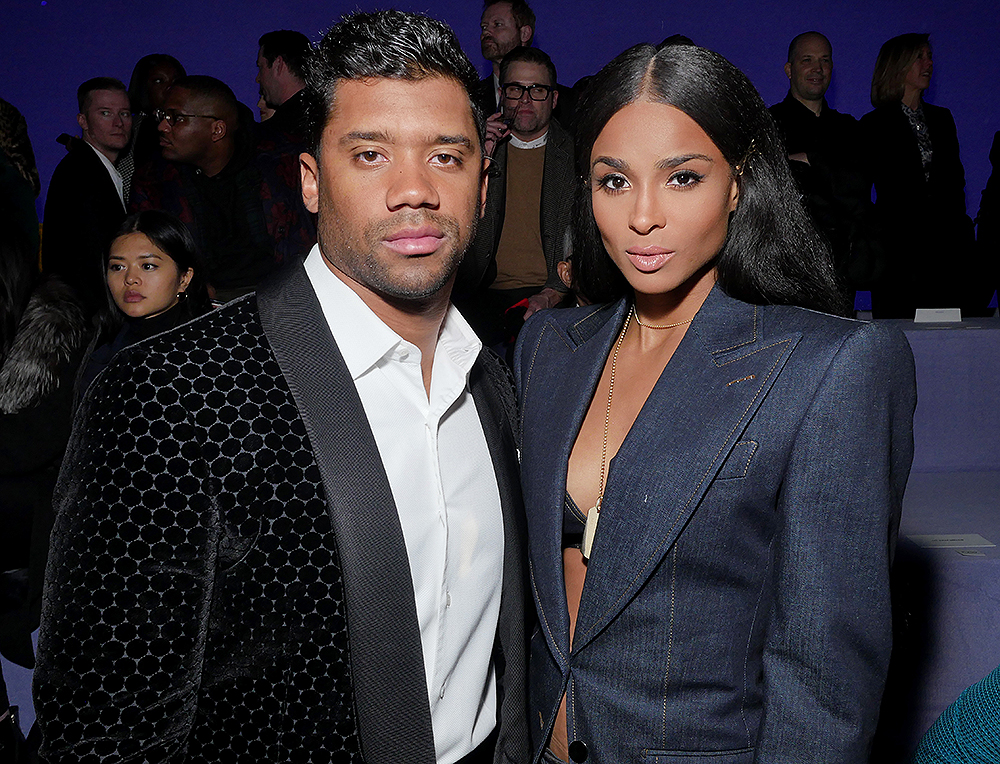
top-left (901, 87), bottom-right (923, 111)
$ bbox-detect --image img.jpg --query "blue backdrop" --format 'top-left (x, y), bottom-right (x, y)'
top-left (3, 0), bottom-right (998, 223)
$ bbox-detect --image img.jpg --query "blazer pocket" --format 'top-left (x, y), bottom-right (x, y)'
top-left (643, 748), bottom-right (753, 764)
top-left (715, 440), bottom-right (758, 480)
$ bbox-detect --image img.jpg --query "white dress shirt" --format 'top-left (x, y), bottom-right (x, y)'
top-left (85, 141), bottom-right (125, 208)
top-left (304, 246), bottom-right (504, 763)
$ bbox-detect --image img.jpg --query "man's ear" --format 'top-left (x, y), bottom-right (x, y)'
top-left (210, 119), bottom-right (228, 143)
top-left (273, 55), bottom-right (286, 76)
top-left (784, 62), bottom-right (792, 81)
top-left (551, 87), bottom-right (559, 110)
top-left (77, 113), bottom-right (88, 133)
top-left (479, 156), bottom-right (491, 218)
top-left (301, 152), bottom-right (320, 214)
top-left (519, 25), bottom-right (533, 45)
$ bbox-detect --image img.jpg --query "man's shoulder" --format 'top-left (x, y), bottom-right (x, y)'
top-left (50, 142), bottom-right (101, 181)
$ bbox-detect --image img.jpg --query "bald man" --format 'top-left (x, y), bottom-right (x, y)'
top-left (130, 75), bottom-right (315, 300)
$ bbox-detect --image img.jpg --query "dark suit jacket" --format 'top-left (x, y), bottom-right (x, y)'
top-left (34, 261), bottom-right (530, 763)
top-left (457, 118), bottom-right (575, 296)
top-left (514, 287), bottom-right (916, 764)
top-left (41, 140), bottom-right (127, 313)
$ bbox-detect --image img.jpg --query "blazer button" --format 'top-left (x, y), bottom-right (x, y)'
top-left (568, 740), bottom-right (588, 762)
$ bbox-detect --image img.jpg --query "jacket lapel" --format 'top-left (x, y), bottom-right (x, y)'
top-left (520, 302), bottom-right (628, 663)
top-left (257, 262), bottom-right (436, 764)
top-left (570, 288), bottom-right (801, 653)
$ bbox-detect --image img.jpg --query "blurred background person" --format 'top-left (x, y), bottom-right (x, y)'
top-left (860, 33), bottom-right (979, 318)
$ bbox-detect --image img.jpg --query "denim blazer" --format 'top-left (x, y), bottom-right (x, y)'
top-left (513, 285), bottom-right (916, 764)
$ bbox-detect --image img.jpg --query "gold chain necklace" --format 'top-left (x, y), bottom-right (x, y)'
top-left (633, 311), bottom-right (695, 330)
top-left (582, 305), bottom-right (634, 560)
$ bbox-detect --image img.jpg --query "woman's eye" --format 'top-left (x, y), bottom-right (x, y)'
top-left (668, 170), bottom-right (704, 187)
top-left (596, 174), bottom-right (629, 192)
top-left (142, 263), bottom-right (158, 270)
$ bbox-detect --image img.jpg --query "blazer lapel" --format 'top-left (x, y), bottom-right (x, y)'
top-left (572, 287), bottom-right (800, 653)
top-left (520, 301), bottom-right (629, 663)
top-left (257, 262), bottom-right (436, 764)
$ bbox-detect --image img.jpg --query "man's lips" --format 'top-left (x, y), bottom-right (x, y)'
top-left (626, 247), bottom-right (674, 273)
top-left (382, 227), bottom-right (445, 255)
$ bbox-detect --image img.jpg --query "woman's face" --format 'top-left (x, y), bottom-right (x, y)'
top-left (903, 46), bottom-right (933, 95)
top-left (145, 63), bottom-right (181, 111)
top-left (589, 99), bottom-right (738, 300)
top-left (107, 232), bottom-right (192, 319)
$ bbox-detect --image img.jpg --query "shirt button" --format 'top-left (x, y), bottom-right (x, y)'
top-left (569, 740), bottom-right (588, 762)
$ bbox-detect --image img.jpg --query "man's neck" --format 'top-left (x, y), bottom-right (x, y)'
top-left (491, 61), bottom-right (501, 80)
top-left (276, 82), bottom-right (305, 108)
top-left (198, 142), bottom-right (236, 177)
top-left (792, 92), bottom-right (824, 116)
top-left (85, 137), bottom-right (119, 164)
top-left (511, 127), bottom-right (549, 146)
top-left (326, 258), bottom-right (452, 396)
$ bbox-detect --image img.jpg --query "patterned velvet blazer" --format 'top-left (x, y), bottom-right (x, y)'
top-left (34, 261), bottom-right (530, 764)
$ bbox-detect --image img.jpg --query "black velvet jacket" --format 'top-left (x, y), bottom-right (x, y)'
top-left (34, 261), bottom-right (530, 763)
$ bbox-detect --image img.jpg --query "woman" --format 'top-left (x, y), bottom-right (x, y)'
top-left (514, 43), bottom-right (916, 764)
top-left (859, 34), bottom-right (977, 318)
top-left (78, 210), bottom-right (209, 395)
top-left (121, 53), bottom-right (187, 179)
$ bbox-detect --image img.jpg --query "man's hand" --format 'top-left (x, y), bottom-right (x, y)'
top-left (524, 287), bottom-right (565, 319)
top-left (484, 111), bottom-right (511, 157)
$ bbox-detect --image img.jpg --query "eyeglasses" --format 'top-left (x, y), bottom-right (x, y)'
top-left (501, 83), bottom-right (555, 101)
top-left (154, 109), bottom-right (221, 126)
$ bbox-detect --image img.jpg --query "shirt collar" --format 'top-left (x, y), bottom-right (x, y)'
top-left (303, 244), bottom-right (482, 381)
top-left (510, 130), bottom-right (548, 149)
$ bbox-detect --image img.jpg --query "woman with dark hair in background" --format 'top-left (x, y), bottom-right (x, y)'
top-left (78, 210), bottom-right (210, 396)
top-left (860, 33), bottom-right (979, 318)
top-left (118, 53), bottom-right (186, 197)
top-left (515, 42), bottom-right (916, 764)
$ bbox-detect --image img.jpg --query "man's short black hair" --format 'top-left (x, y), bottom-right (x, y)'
top-left (786, 31), bottom-right (831, 64)
top-left (484, 0), bottom-right (536, 45)
top-left (258, 30), bottom-right (312, 82)
top-left (77, 77), bottom-right (128, 113)
top-left (499, 46), bottom-right (556, 87)
top-left (170, 74), bottom-right (240, 129)
top-left (304, 10), bottom-right (483, 157)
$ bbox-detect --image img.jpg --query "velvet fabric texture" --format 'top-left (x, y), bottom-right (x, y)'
top-left (34, 261), bottom-right (531, 763)
top-left (514, 286), bottom-right (916, 764)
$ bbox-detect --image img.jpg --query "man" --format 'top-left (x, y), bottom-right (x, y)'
top-left (256, 29), bottom-right (311, 144)
top-left (769, 32), bottom-right (879, 291)
top-left (42, 77), bottom-right (132, 313)
top-left (456, 46), bottom-right (572, 347)
top-left (474, 0), bottom-right (534, 117)
top-left (34, 10), bottom-right (529, 764)
top-left (130, 74), bottom-right (314, 300)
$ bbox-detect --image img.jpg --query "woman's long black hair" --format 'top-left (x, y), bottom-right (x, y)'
top-left (573, 43), bottom-right (848, 316)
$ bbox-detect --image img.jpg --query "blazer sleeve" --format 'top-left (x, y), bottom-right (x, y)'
top-left (756, 322), bottom-right (915, 763)
top-left (34, 349), bottom-right (216, 763)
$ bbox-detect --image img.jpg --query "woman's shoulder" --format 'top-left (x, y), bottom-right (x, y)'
top-left (763, 303), bottom-right (913, 366)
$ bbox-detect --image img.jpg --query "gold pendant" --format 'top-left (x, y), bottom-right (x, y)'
top-left (582, 497), bottom-right (601, 560)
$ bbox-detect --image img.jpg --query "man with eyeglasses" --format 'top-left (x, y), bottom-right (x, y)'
top-left (130, 74), bottom-right (315, 301)
top-left (456, 46), bottom-right (572, 351)
top-left (42, 77), bottom-right (132, 314)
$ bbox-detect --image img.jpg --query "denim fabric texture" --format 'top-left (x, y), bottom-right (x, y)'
top-left (514, 285), bottom-right (916, 764)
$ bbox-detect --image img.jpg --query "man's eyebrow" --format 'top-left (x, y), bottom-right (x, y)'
top-left (436, 134), bottom-right (474, 150)
top-left (340, 130), bottom-right (393, 146)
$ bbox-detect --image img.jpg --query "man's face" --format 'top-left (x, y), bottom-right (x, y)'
top-left (785, 35), bottom-right (833, 103)
top-left (300, 77), bottom-right (488, 306)
top-left (256, 49), bottom-right (280, 108)
top-left (501, 61), bottom-right (557, 141)
top-left (480, 2), bottom-right (529, 64)
top-left (78, 89), bottom-right (132, 158)
top-left (157, 86), bottom-right (217, 166)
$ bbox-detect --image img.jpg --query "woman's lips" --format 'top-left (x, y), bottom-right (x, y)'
top-left (124, 291), bottom-right (143, 303)
top-left (382, 227), bottom-right (445, 255)
top-left (626, 247), bottom-right (674, 273)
